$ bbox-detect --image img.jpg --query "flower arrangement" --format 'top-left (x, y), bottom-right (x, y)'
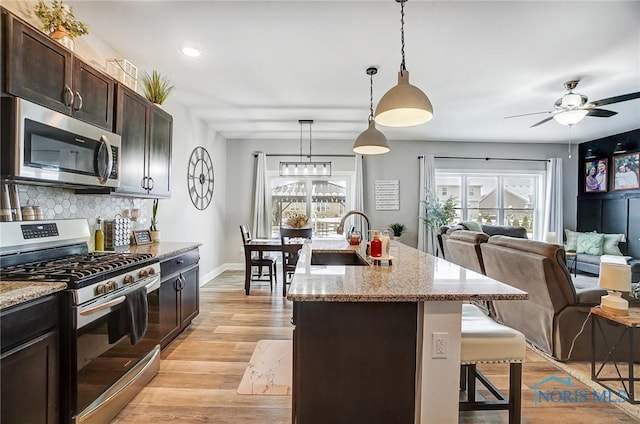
top-left (286, 213), bottom-right (309, 228)
top-left (387, 223), bottom-right (406, 237)
top-left (34, 0), bottom-right (89, 38)
top-left (140, 70), bottom-right (175, 105)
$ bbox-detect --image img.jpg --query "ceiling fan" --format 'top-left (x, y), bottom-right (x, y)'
top-left (505, 80), bottom-right (640, 127)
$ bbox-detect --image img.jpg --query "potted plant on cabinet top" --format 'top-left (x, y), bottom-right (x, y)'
top-left (140, 70), bottom-right (175, 106)
top-left (149, 199), bottom-right (160, 242)
top-left (387, 223), bottom-right (406, 240)
top-left (34, 0), bottom-right (89, 51)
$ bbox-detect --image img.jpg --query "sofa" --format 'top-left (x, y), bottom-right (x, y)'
top-left (437, 223), bottom-right (527, 260)
top-left (564, 229), bottom-right (640, 283)
top-left (480, 236), bottom-right (640, 362)
top-left (445, 230), bottom-right (489, 275)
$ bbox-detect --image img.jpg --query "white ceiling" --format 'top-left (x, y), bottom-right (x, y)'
top-left (67, 0), bottom-right (640, 144)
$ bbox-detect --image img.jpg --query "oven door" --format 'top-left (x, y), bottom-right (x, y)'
top-left (72, 278), bottom-right (160, 424)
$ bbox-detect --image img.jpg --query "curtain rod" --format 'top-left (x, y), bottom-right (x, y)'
top-left (254, 153), bottom-right (356, 158)
top-left (418, 155), bottom-right (549, 163)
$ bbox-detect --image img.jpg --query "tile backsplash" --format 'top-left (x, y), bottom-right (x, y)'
top-left (17, 184), bottom-right (153, 235)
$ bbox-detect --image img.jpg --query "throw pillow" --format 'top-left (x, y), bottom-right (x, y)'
top-left (603, 233), bottom-right (625, 256)
top-left (564, 229), bottom-right (580, 252)
top-left (576, 233), bottom-right (605, 256)
top-left (460, 221), bottom-right (483, 232)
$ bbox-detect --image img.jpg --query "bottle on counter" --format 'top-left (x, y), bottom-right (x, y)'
top-left (370, 230), bottom-right (382, 257)
top-left (380, 230), bottom-right (391, 258)
top-left (95, 216), bottom-right (104, 251)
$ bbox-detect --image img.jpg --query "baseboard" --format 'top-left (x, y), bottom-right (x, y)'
top-left (200, 263), bottom-right (244, 286)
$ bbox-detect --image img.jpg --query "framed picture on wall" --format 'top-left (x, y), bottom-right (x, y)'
top-left (613, 152), bottom-right (640, 191)
top-left (584, 158), bottom-right (608, 193)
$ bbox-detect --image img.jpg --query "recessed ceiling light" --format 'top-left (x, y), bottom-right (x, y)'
top-left (181, 45), bottom-right (201, 57)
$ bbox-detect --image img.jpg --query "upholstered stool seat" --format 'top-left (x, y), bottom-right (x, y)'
top-left (460, 304), bottom-right (526, 424)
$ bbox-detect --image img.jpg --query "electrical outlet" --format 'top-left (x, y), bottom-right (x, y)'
top-left (432, 332), bottom-right (448, 358)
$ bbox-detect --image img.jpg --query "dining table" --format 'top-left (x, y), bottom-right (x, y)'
top-left (243, 238), bottom-right (304, 295)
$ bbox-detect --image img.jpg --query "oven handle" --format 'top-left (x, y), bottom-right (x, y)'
top-left (79, 277), bottom-right (160, 316)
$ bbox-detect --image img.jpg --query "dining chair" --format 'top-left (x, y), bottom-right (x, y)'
top-left (280, 227), bottom-right (313, 296)
top-left (239, 224), bottom-right (278, 291)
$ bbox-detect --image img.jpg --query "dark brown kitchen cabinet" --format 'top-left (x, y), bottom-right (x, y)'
top-left (159, 248), bottom-right (200, 349)
top-left (1, 295), bottom-right (60, 424)
top-left (114, 84), bottom-right (172, 198)
top-left (4, 12), bottom-right (114, 131)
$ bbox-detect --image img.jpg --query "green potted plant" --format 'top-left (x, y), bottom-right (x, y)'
top-left (34, 0), bottom-right (88, 50)
top-left (149, 199), bottom-right (160, 242)
top-left (422, 191), bottom-right (457, 254)
top-left (387, 223), bottom-right (406, 240)
top-left (140, 70), bottom-right (175, 106)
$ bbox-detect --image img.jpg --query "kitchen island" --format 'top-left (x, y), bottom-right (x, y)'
top-left (287, 240), bottom-right (527, 424)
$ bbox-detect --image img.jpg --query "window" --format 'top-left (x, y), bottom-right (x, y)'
top-left (435, 171), bottom-right (543, 239)
top-left (270, 176), bottom-right (353, 238)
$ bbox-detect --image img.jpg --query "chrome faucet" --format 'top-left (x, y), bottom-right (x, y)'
top-left (336, 210), bottom-right (371, 241)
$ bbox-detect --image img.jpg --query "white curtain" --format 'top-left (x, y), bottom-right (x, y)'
top-left (543, 158), bottom-right (563, 245)
top-left (417, 154), bottom-right (436, 253)
top-left (252, 152), bottom-right (270, 238)
top-left (352, 154), bottom-right (365, 235)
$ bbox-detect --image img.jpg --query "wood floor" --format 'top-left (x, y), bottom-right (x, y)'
top-left (112, 271), bottom-right (639, 424)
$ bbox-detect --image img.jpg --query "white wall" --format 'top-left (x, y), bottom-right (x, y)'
top-left (160, 98), bottom-right (228, 282)
top-left (226, 137), bottom-right (578, 260)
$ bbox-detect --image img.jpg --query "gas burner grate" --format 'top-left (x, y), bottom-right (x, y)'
top-left (0, 252), bottom-right (155, 283)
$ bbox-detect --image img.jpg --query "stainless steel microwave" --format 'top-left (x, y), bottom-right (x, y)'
top-left (1, 97), bottom-right (121, 188)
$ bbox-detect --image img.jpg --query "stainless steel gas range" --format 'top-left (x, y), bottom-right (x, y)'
top-left (0, 219), bottom-right (161, 424)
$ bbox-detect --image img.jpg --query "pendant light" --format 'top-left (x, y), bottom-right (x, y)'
top-left (375, 0), bottom-right (433, 127)
top-left (279, 120), bottom-right (332, 176)
top-left (353, 67), bottom-right (390, 155)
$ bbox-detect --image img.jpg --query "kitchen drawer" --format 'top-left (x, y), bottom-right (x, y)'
top-left (0, 294), bottom-right (59, 354)
top-left (160, 248), bottom-right (200, 278)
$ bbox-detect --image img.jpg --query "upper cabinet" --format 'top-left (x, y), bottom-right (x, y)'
top-left (4, 13), bottom-right (114, 131)
top-left (114, 85), bottom-right (172, 198)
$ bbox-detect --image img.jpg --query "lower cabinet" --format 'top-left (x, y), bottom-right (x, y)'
top-left (0, 295), bottom-right (59, 424)
top-left (159, 248), bottom-right (200, 349)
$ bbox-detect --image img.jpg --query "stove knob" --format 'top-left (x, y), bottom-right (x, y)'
top-left (95, 284), bottom-right (107, 295)
top-left (147, 267), bottom-right (156, 275)
top-left (123, 275), bottom-right (135, 285)
top-left (106, 281), bottom-right (117, 292)
top-left (138, 269), bottom-right (149, 278)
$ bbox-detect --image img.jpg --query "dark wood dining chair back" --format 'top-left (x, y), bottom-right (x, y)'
top-left (280, 227), bottom-right (313, 296)
top-left (239, 224), bottom-right (277, 292)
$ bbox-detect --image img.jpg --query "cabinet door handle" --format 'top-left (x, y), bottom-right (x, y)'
top-left (176, 260), bottom-right (185, 265)
top-left (74, 91), bottom-right (83, 111)
top-left (141, 177), bottom-right (147, 190)
top-left (174, 278), bottom-right (180, 291)
top-left (63, 86), bottom-right (74, 107)
top-left (178, 274), bottom-right (185, 291)
top-left (148, 177), bottom-right (155, 191)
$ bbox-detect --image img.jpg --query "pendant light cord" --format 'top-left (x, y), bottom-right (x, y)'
top-left (400, 0), bottom-right (406, 73)
top-left (369, 71), bottom-right (374, 120)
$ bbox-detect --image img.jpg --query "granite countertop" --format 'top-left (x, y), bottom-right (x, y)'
top-left (287, 240), bottom-right (528, 302)
top-left (0, 281), bottom-right (67, 310)
top-left (119, 241), bottom-right (202, 260)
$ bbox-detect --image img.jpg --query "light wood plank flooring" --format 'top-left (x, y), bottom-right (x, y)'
top-left (113, 271), bottom-right (638, 423)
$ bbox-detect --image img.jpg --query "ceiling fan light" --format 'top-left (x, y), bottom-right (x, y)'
top-left (375, 71), bottom-right (433, 127)
top-left (553, 109), bottom-right (588, 126)
top-left (561, 93), bottom-right (583, 108)
top-left (353, 120), bottom-right (390, 155)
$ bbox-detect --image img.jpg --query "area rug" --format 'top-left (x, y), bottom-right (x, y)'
top-left (530, 343), bottom-right (640, 420)
top-left (237, 339), bottom-right (292, 395)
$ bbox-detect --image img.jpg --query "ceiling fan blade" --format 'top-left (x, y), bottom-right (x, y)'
top-left (590, 91), bottom-right (640, 107)
top-left (530, 116), bottom-right (554, 128)
top-left (586, 108), bottom-right (618, 118)
top-left (504, 111), bottom-right (551, 119)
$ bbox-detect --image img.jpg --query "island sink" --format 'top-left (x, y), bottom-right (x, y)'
top-left (310, 251), bottom-right (369, 266)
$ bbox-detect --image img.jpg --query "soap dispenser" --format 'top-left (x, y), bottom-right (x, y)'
top-left (370, 231), bottom-right (382, 257)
